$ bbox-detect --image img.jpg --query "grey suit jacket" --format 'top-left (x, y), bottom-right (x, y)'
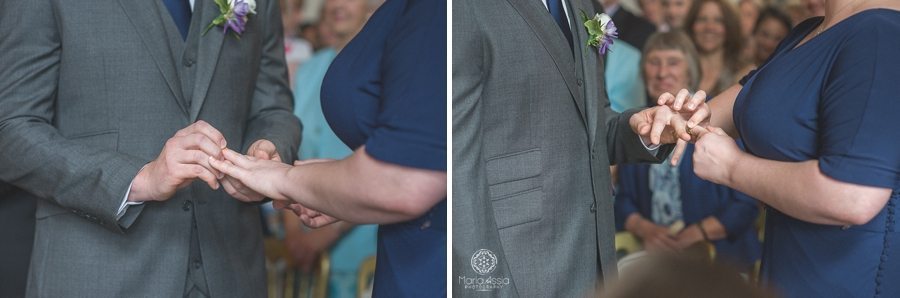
top-left (0, 0), bottom-right (300, 296)
top-left (452, 0), bottom-right (672, 296)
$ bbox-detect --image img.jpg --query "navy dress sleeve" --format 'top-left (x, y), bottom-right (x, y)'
top-left (817, 23), bottom-right (900, 189)
top-left (614, 164), bottom-right (646, 230)
top-left (364, 0), bottom-right (447, 172)
top-left (714, 188), bottom-right (759, 242)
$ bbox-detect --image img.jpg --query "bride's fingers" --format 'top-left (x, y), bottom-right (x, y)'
top-left (673, 89), bottom-right (691, 110)
top-left (657, 92), bottom-right (675, 106)
top-left (670, 139), bottom-right (687, 166)
top-left (685, 90), bottom-right (707, 111)
top-left (692, 126), bottom-right (714, 140)
top-left (686, 104), bottom-right (711, 128)
top-left (222, 149), bottom-right (255, 168)
top-left (710, 126), bottom-right (728, 136)
top-left (208, 156), bottom-right (250, 182)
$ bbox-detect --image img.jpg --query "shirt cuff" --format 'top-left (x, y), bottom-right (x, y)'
top-left (117, 165), bottom-right (147, 220)
top-left (639, 135), bottom-right (660, 154)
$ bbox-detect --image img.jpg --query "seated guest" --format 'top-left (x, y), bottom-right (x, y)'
top-left (615, 31), bottom-right (760, 270)
top-left (684, 0), bottom-right (755, 96)
top-left (752, 7), bottom-right (792, 66)
top-left (662, 0), bottom-right (693, 29)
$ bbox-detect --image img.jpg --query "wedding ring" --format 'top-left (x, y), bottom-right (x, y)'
top-left (686, 126), bottom-right (694, 136)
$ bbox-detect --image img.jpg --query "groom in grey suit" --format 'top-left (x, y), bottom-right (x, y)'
top-left (0, 0), bottom-right (299, 296)
top-left (453, 0), bottom-right (693, 296)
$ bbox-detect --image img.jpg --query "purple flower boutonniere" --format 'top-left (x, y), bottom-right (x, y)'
top-left (204, 0), bottom-right (256, 38)
top-left (580, 11), bottom-right (618, 55)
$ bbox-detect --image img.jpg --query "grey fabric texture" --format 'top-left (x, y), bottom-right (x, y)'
top-left (0, 0), bottom-right (301, 296)
top-left (452, 0), bottom-right (672, 296)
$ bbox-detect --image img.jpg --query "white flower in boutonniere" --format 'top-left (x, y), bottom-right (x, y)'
top-left (204, 0), bottom-right (257, 38)
top-left (580, 11), bottom-right (618, 55)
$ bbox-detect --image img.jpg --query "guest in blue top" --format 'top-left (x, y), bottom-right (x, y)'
top-left (657, 2), bottom-right (900, 296)
top-left (209, 0), bottom-right (446, 296)
top-left (616, 31), bottom-right (760, 269)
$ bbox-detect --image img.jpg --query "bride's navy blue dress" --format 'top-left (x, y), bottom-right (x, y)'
top-left (735, 10), bottom-right (900, 297)
top-left (320, 0), bottom-right (446, 296)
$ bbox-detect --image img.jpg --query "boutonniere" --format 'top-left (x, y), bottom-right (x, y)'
top-left (579, 11), bottom-right (618, 55)
top-left (204, 0), bottom-right (256, 38)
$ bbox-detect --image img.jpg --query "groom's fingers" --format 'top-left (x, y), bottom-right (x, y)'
top-left (220, 178), bottom-right (242, 200)
top-left (174, 132), bottom-right (224, 162)
top-left (649, 107), bottom-right (672, 145)
top-left (669, 113), bottom-right (691, 142)
top-left (175, 149), bottom-right (223, 179)
top-left (177, 120), bottom-right (227, 149)
top-left (177, 164), bottom-right (219, 190)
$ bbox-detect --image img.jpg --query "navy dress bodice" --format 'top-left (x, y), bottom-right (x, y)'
top-left (734, 10), bottom-right (900, 297)
top-left (320, 0), bottom-right (447, 296)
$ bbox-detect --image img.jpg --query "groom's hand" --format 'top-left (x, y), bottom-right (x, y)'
top-left (219, 139), bottom-right (281, 202)
top-left (128, 121), bottom-right (227, 202)
top-left (630, 90), bottom-right (711, 165)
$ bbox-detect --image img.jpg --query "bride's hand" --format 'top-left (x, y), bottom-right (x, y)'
top-left (208, 149), bottom-right (293, 200)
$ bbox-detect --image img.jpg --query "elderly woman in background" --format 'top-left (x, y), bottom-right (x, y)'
top-left (684, 0), bottom-right (754, 96)
top-left (752, 7), bottom-right (792, 66)
top-left (615, 31), bottom-right (760, 270)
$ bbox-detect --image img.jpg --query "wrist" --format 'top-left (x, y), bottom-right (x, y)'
top-left (127, 163), bottom-right (156, 202)
top-left (724, 151), bottom-right (747, 186)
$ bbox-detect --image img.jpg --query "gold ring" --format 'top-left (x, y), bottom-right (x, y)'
top-left (686, 126), bottom-right (693, 136)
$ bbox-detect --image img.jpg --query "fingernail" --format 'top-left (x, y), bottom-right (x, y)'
top-left (689, 104), bottom-right (696, 109)
top-left (687, 121), bottom-right (695, 128)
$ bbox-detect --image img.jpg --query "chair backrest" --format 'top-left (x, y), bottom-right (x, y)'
top-left (357, 256), bottom-right (377, 297)
top-left (263, 237), bottom-right (331, 298)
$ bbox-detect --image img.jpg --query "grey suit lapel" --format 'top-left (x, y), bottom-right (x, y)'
top-left (117, 0), bottom-right (189, 116)
top-left (189, 0), bottom-right (226, 122)
top-left (507, 0), bottom-right (586, 126)
top-left (569, 0), bottom-right (603, 144)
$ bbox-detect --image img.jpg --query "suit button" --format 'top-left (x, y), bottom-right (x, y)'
top-left (577, 78), bottom-right (584, 86)
top-left (193, 260), bottom-right (202, 270)
top-left (183, 58), bottom-right (195, 67)
top-left (183, 201), bottom-right (193, 211)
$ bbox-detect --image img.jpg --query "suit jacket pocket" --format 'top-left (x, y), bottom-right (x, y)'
top-left (486, 148), bottom-right (542, 198)
top-left (66, 129), bottom-right (119, 151)
top-left (491, 188), bottom-right (543, 229)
